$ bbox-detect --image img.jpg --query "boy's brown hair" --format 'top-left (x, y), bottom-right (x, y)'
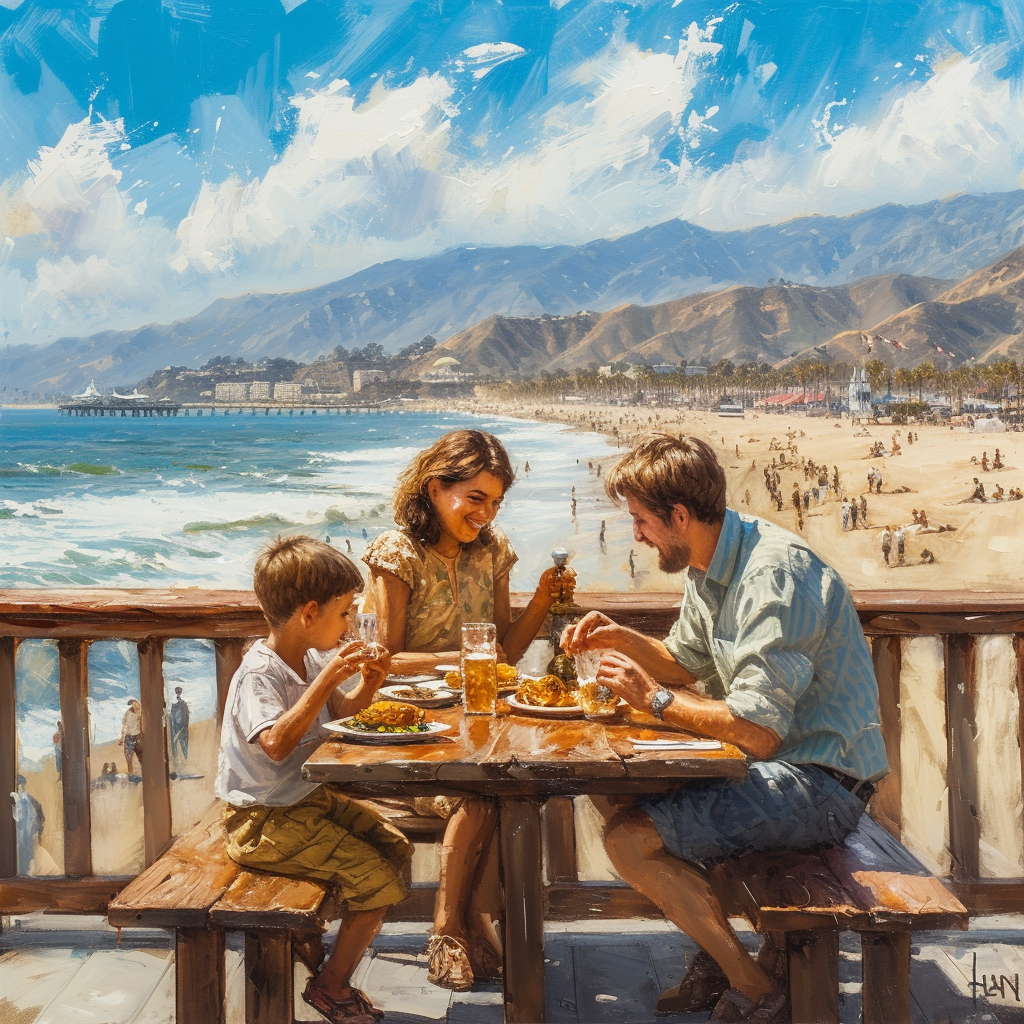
top-left (604, 432), bottom-right (726, 525)
top-left (393, 429), bottom-right (515, 546)
top-left (254, 535), bottom-right (363, 627)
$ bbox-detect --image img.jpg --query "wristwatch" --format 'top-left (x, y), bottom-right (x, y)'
top-left (649, 687), bottom-right (675, 720)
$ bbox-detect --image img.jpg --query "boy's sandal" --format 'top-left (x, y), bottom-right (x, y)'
top-left (301, 978), bottom-right (383, 1024)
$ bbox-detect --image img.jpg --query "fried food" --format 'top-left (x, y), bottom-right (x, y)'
top-left (444, 670), bottom-right (463, 689)
top-left (515, 675), bottom-right (579, 708)
top-left (390, 686), bottom-right (446, 699)
top-left (496, 662), bottom-right (518, 683)
top-left (351, 700), bottom-right (425, 730)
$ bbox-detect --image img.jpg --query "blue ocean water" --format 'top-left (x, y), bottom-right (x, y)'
top-left (2, 406), bottom-right (622, 764)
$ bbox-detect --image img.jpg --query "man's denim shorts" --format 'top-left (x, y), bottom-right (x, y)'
top-left (638, 761), bottom-right (868, 863)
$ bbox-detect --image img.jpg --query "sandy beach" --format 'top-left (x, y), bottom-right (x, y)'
top-left (422, 397), bottom-right (1024, 594)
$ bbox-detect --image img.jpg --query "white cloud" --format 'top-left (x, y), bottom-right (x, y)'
top-left (2, 31), bottom-right (1024, 345)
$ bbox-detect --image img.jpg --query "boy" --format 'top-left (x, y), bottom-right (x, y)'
top-left (216, 535), bottom-right (412, 1024)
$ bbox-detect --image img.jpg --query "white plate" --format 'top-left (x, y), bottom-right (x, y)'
top-left (323, 719), bottom-right (451, 744)
top-left (433, 664), bottom-right (460, 673)
top-left (377, 683), bottom-right (460, 708)
top-left (385, 673), bottom-right (443, 685)
top-left (504, 693), bottom-right (584, 719)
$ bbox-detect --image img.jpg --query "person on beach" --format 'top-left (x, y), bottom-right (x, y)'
top-left (841, 499), bottom-right (850, 532)
top-left (881, 526), bottom-right (892, 566)
top-left (859, 495), bottom-right (867, 525)
top-left (216, 535), bottom-right (407, 1024)
top-left (169, 686), bottom-right (190, 764)
top-left (895, 526), bottom-right (906, 566)
top-left (850, 499), bottom-right (859, 529)
top-left (121, 699), bottom-right (143, 775)
top-left (362, 430), bottom-right (572, 991)
top-left (561, 433), bottom-right (887, 1024)
top-left (971, 478), bottom-right (986, 502)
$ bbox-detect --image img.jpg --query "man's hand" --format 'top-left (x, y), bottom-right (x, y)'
top-left (561, 610), bottom-right (620, 653)
top-left (595, 650), bottom-right (659, 711)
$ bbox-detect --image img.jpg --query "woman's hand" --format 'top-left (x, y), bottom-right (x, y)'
top-left (534, 566), bottom-right (576, 606)
top-left (560, 610), bottom-right (620, 653)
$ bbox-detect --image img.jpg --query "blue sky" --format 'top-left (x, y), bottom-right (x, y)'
top-left (2, 0), bottom-right (1023, 345)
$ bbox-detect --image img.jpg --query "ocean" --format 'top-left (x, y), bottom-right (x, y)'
top-left (2, 406), bottom-right (629, 766)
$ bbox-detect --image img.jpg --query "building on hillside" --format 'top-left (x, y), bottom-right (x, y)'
top-left (848, 366), bottom-right (872, 416)
top-left (273, 382), bottom-right (303, 401)
top-left (652, 364), bottom-right (678, 375)
top-left (352, 369), bottom-right (388, 391)
top-left (214, 382), bottom-right (248, 402)
top-left (684, 365), bottom-right (708, 376)
top-left (249, 381), bottom-right (271, 401)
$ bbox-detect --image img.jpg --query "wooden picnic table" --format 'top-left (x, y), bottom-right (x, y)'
top-left (303, 703), bottom-right (748, 1024)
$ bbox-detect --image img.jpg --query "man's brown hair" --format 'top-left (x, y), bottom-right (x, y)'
top-left (604, 432), bottom-right (726, 525)
top-left (393, 430), bottom-right (515, 546)
top-left (253, 535), bottom-right (363, 627)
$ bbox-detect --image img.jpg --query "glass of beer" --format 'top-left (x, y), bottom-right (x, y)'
top-left (574, 649), bottom-right (620, 719)
top-left (461, 622), bottom-right (498, 715)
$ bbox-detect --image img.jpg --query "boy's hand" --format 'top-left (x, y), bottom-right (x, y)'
top-left (328, 639), bottom-right (376, 680)
top-left (360, 643), bottom-right (391, 689)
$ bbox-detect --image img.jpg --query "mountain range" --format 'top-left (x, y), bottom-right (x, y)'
top-left (5, 190), bottom-right (1024, 396)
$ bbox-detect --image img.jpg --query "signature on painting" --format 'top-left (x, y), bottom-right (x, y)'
top-left (969, 952), bottom-right (1021, 1004)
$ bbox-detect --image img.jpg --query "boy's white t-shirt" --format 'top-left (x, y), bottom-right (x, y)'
top-left (215, 640), bottom-right (353, 808)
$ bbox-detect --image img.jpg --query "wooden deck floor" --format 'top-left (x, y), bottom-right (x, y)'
top-left (2, 916), bottom-right (1024, 1024)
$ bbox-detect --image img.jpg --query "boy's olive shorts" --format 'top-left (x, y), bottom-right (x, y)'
top-left (223, 785), bottom-right (412, 912)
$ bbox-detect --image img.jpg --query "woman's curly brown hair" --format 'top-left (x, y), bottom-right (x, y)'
top-left (394, 430), bottom-right (515, 546)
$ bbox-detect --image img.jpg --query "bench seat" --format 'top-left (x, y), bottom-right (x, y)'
top-left (709, 814), bottom-right (968, 1024)
top-left (108, 798), bottom-right (447, 1024)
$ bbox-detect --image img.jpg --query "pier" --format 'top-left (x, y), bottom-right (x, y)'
top-left (58, 402), bottom-right (181, 417)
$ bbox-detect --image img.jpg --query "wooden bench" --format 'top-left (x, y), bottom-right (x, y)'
top-left (709, 814), bottom-right (969, 1024)
top-left (108, 800), bottom-right (447, 1024)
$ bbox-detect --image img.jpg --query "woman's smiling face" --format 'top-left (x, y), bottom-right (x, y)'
top-left (427, 470), bottom-right (506, 549)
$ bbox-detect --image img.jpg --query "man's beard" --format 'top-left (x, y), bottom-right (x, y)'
top-left (656, 539), bottom-right (691, 574)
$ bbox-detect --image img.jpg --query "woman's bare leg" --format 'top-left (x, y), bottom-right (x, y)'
top-left (433, 799), bottom-right (497, 940)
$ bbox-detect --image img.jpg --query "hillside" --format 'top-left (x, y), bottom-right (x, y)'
top-left (427, 274), bottom-right (953, 375)
top-left (5, 190), bottom-right (1024, 396)
top-left (790, 246), bottom-right (1024, 368)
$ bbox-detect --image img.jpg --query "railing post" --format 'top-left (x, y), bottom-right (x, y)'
top-left (871, 635), bottom-right (903, 839)
top-left (0, 637), bottom-right (16, 879)
top-left (58, 639), bottom-right (92, 877)
top-left (1014, 636), bottom-right (1024, 845)
top-left (138, 638), bottom-right (173, 865)
top-left (945, 634), bottom-right (980, 881)
top-left (214, 639), bottom-right (245, 726)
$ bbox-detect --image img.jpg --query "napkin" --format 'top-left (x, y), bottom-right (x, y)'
top-left (630, 738), bottom-right (723, 751)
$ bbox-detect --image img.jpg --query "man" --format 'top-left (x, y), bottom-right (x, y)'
top-left (562, 434), bottom-right (888, 1024)
top-left (121, 698), bottom-right (143, 775)
top-left (881, 525), bottom-right (893, 566)
top-left (169, 686), bottom-right (190, 764)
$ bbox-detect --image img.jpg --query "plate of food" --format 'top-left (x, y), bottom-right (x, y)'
top-left (385, 673), bottom-right (444, 686)
top-left (377, 683), bottom-right (460, 708)
top-left (505, 675), bottom-right (583, 719)
top-left (325, 700), bottom-right (451, 744)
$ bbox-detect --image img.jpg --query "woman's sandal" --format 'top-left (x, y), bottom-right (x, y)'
top-left (301, 978), bottom-right (384, 1024)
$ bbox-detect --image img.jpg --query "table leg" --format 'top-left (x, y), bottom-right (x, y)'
top-left (498, 795), bottom-right (546, 1024)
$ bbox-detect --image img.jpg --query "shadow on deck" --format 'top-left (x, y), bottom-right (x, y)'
top-left (3, 916), bottom-right (1024, 1024)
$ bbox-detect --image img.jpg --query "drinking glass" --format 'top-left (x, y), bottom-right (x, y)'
top-left (461, 622), bottom-right (498, 715)
top-left (574, 649), bottom-right (619, 719)
top-left (355, 612), bottom-right (378, 644)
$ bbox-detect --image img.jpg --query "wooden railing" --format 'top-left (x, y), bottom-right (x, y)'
top-left (1, 589), bottom-right (1023, 919)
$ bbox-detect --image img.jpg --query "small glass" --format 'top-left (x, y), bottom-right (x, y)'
top-left (354, 612), bottom-right (378, 644)
top-left (461, 622), bottom-right (498, 715)
top-left (574, 649), bottom-right (619, 719)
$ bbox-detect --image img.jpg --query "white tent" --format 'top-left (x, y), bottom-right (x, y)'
top-left (973, 418), bottom-right (1006, 433)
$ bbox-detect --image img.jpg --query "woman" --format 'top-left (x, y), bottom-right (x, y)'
top-left (363, 429), bottom-right (571, 990)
